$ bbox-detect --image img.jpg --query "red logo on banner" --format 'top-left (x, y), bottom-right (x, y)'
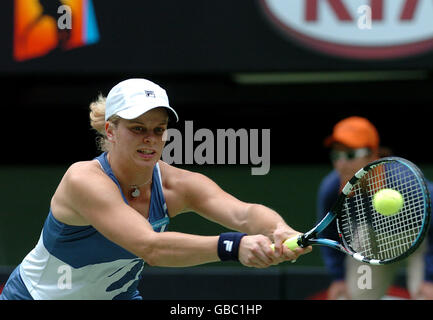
top-left (260, 0), bottom-right (433, 60)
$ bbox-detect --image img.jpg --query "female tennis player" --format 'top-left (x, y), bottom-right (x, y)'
top-left (0, 78), bottom-right (310, 300)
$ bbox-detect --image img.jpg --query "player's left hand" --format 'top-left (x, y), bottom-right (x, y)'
top-left (272, 223), bottom-right (312, 262)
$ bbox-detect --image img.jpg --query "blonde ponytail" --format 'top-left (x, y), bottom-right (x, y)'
top-left (89, 94), bottom-right (107, 135)
top-left (89, 94), bottom-right (120, 152)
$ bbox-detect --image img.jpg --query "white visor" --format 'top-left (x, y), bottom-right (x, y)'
top-left (105, 78), bottom-right (179, 122)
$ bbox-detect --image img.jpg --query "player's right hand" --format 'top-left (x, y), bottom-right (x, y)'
top-left (238, 234), bottom-right (305, 268)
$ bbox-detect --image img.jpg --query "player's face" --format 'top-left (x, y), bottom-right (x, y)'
top-left (331, 143), bottom-right (376, 185)
top-left (109, 108), bottom-right (169, 168)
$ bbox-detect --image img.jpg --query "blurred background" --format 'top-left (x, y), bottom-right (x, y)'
top-left (1, 0), bottom-right (433, 299)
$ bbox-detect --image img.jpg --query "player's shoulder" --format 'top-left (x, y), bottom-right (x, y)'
top-left (52, 159), bottom-right (113, 211)
top-left (158, 160), bottom-right (191, 182)
top-left (67, 159), bottom-right (102, 175)
top-left (158, 160), bottom-right (207, 189)
top-left (63, 159), bottom-right (107, 187)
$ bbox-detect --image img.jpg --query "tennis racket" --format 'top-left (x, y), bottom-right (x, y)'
top-left (274, 157), bottom-right (431, 265)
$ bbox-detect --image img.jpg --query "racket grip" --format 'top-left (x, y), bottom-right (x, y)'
top-left (270, 235), bottom-right (301, 251)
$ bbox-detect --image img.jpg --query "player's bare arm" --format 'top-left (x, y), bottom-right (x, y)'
top-left (160, 161), bottom-right (310, 265)
top-left (54, 161), bottom-right (222, 267)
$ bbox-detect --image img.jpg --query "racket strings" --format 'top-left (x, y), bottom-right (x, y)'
top-left (339, 162), bottom-right (426, 261)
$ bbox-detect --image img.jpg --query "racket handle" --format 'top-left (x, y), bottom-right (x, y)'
top-left (270, 235), bottom-right (301, 251)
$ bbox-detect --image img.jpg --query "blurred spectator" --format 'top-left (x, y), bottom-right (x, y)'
top-left (317, 116), bottom-right (433, 299)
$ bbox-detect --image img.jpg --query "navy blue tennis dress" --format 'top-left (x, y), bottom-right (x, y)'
top-left (0, 152), bottom-right (170, 300)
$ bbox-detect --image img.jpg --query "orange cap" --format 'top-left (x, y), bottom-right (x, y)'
top-left (324, 116), bottom-right (379, 150)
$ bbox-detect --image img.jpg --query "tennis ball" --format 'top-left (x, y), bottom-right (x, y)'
top-left (373, 189), bottom-right (404, 216)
